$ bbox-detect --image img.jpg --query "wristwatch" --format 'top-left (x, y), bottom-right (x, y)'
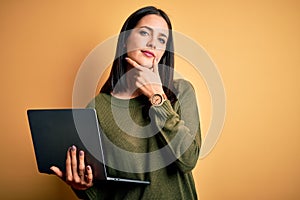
top-left (149, 93), bottom-right (166, 106)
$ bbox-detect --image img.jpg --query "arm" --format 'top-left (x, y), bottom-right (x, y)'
top-left (150, 80), bottom-right (201, 173)
top-left (125, 58), bottom-right (201, 173)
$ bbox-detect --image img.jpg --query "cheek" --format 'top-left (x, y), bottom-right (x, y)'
top-left (126, 40), bottom-right (140, 56)
top-left (156, 50), bottom-right (165, 61)
top-left (126, 42), bottom-right (138, 52)
top-left (126, 35), bottom-right (145, 52)
top-left (126, 50), bottom-right (139, 60)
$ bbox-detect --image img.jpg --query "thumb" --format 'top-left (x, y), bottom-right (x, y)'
top-left (50, 166), bottom-right (64, 178)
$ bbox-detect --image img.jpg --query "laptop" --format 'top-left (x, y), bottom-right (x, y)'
top-left (27, 108), bottom-right (150, 185)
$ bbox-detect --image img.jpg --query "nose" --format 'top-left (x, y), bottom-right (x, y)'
top-left (146, 37), bottom-right (156, 49)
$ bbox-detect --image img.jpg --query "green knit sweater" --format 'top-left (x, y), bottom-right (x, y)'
top-left (79, 79), bottom-right (201, 200)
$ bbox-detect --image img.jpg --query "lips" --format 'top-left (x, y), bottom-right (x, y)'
top-left (141, 50), bottom-right (155, 58)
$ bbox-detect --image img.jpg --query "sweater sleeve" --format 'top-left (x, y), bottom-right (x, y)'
top-left (149, 79), bottom-right (201, 173)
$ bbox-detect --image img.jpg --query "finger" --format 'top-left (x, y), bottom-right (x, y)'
top-left (125, 57), bottom-right (143, 70)
top-left (85, 165), bottom-right (93, 186)
top-left (152, 57), bottom-right (159, 75)
top-left (78, 150), bottom-right (85, 182)
top-left (65, 147), bottom-right (73, 182)
top-left (70, 145), bottom-right (81, 183)
top-left (50, 166), bottom-right (63, 178)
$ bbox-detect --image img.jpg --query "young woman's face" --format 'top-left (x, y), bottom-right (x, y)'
top-left (126, 14), bottom-right (169, 69)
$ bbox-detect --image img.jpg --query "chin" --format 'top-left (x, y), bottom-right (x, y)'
top-left (127, 53), bottom-right (155, 68)
top-left (141, 62), bottom-right (153, 68)
top-left (135, 59), bottom-right (153, 68)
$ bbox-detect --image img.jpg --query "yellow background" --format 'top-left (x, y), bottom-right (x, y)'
top-left (1, 0), bottom-right (299, 199)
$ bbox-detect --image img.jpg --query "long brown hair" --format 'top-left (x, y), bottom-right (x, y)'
top-left (101, 6), bottom-right (177, 104)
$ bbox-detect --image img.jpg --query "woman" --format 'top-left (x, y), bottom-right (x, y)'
top-left (51, 6), bottom-right (201, 200)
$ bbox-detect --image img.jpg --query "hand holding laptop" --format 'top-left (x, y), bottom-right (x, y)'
top-left (27, 108), bottom-right (150, 186)
top-left (50, 145), bottom-right (94, 191)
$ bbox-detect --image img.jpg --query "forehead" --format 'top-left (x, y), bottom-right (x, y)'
top-left (135, 14), bottom-right (169, 35)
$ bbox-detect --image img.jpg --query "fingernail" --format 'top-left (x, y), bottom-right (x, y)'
top-left (79, 150), bottom-right (84, 156)
top-left (71, 145), bottom-right (76, 151)
top-left (87, 166), bottom-right (91, 170)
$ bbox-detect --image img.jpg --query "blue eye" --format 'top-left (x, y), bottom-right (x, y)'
top-left (139, 30), bottom-right (149, 36)
top-left (158, 38), bottom-right (166, 44)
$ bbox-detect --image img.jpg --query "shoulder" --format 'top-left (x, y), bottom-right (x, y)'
top-left (173, 79), bottom-right (196, 97)
top-left (86, 93), bottom-right (110, 108)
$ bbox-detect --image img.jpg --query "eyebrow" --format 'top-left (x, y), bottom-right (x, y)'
top-left (138, 26), bottom-right (168, 38)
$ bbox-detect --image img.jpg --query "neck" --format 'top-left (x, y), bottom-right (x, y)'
top-left (111, 64), bottom-right (141, 99)
top-left (111, 90), bottom-right (141, 99)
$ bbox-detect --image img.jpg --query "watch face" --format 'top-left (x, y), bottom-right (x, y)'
top-left (151, 94), bottom-right (163, 105)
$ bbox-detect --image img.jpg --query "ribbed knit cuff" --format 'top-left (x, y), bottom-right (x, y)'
top-left (149, 100), bottom-right (179, 130)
